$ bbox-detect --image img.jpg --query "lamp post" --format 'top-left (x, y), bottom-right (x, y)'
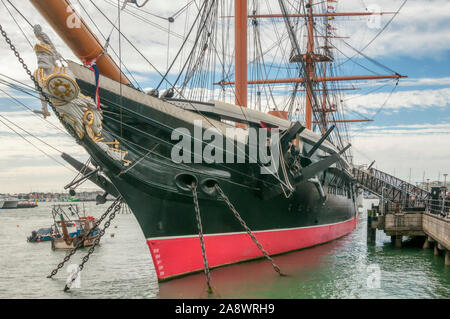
top-left (444, 174), bottom-right (448, 217)
top-left (444, 173), bottom-right (448, 202)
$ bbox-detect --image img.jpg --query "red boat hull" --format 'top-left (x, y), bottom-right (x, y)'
top-left (146, 215), bottom-right (358, 281)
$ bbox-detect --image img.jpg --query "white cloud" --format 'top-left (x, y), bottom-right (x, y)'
top-left (0, 109), bottom-right (90, 193)
top-left (399, 77), bottom-right (450, 87)
top-left (352, 128), bottom-right (450, 184)
top-left (329, 0), bottom-right (450, 58)
top-left (0, 1), bottom-right (448, 193)
top-left (0, 162), bottom-right (98, 193)
top-left (344, 88), bottom-right (450, 115)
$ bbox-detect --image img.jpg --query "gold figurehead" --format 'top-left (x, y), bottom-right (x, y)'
top-left (33, 24), bottom-right (100, 140)
top-left (34, 43), bottom-right (54, 55)
top-left (32, 24), bottom-right (130, 166)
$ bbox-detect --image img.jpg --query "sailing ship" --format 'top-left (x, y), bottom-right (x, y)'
top-left (2, 0), bottom-right (406, 281)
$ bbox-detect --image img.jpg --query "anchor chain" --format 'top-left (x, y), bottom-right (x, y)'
top-left (0, 24), bottom-right (81, 143)
top-left (47, 197), bottom-right (123, 279)
top-left (214, 185), bottom-right (285, 276)
top-left (189, 182), bottom-right (212, 293)
top-left (64, 197), bottom-right (123, 291)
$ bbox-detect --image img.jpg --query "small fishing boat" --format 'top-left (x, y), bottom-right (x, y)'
top-left (27, 225), bottom-right (81, 243)
top-left (17, 200), bottom-right (38, 209)
top-left (50, 206), bottom-right (100, 250)
top-left (27, 227), bottom-right (54, 242)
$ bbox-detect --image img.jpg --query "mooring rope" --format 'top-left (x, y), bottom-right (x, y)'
top-left (189, 182), bottom-right (212, 293)
top-left (214, 184), bottom-right (285, 276)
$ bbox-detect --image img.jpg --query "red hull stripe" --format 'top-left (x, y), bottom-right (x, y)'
top-left (146, 215), bottom-right (358, 280)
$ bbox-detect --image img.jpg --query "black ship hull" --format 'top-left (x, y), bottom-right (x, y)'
top-left (70, 69), bottom-right (358, 281)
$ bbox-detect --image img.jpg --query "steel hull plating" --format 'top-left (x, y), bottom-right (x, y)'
top-left (73, 79), bottom-right (358, 281)
top-left (148, 215), bottom-right (358, 280)
top-left (93, 156), bottom-right (357, 279)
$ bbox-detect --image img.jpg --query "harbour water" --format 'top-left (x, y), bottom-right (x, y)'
top-left (0, 199), bottom-right (448, 299)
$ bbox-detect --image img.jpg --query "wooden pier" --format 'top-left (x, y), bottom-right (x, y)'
top-left (423, 212), bottom-right (450, 265)
top-left (355, 166), bottom-right (449, 266)
top-left (367, 204), bottom-right (450, 266)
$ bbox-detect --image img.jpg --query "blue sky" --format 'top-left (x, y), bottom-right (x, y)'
top-left (0, 0), bottom-right (449, 192)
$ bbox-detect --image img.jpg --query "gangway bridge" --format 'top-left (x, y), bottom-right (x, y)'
top-left (357, 166), bottom-right (449, 261)
top-left (352, 166), bottom-right (430, 209)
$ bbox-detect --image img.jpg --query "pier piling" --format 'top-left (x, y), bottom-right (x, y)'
top-left (357, 166), bottom-right (448, 266)
top-left (367, 207), bottom-right (378, 244)
top-left (434, 245), bottom-right (440, 256)
top-left (381, 210), bottom-right (450, 266)
top-left (395, 236), bottom-right (402, 248)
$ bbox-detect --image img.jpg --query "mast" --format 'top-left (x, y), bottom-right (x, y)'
top-left (305, 0), bottom-right (314, 129)
top-left (235, 0), bottom-right (247, 107)
top-left (217, 1), bottom-right (407, 132)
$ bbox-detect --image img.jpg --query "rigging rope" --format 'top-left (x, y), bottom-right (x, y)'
top-left (0, 113), bottom-right (61, 154)
top-left (171, 1), bottom-right (194, 20)
top-left (118, 0), bottom-right (124, 137)
top-left (0, 86), bottom-right (70, 136)
top-left (336, 0), bottom-right (408, 68)
top-left (349, 79), bottom-right (400, 139)
top-left (6, 67), bottom-right (264, 188)
top-left (0, 115), bottom-right (75, 172)
top-left (1, 0), bottom-right (32, 48)
top-left (155, 0), bottom-right (206, 90)
top-left (87, 0), bottom-right (292, 188)
top-left (5, 0), bottom-right (33, 28)
top-left (76, 0), bottom-right (142, 90)
top-left (66, 158), bottom-right (92, 191)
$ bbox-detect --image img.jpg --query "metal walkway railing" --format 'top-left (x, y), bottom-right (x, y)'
top-left (353, 166), bottom-right (449, 217)
top-left (352, 166), bottom-right (430, 209)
